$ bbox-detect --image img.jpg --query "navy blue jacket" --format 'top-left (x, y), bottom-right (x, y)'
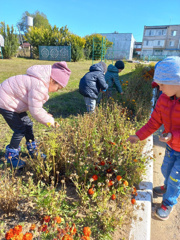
top-left (79, 63), bottom-right (108, 99)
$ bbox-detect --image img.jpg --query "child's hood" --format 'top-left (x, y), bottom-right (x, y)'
top-left (107, 64), bottom-right (119, 73)
top-left (89, 62), bottom-right (104, 73)
top-left (26, 65), bottom-right (52, 84)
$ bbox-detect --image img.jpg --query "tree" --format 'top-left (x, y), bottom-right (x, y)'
top-left (0, 22), bottom-right (19, 59)
top-left (18, 11), bottom-right (51, 33)
top-left (84, 34), bottom-right (113, 60)
top-left (25, 25), bottom-right (86, 61)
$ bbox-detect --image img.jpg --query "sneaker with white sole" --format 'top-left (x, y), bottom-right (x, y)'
top-left (155, 203), bottom-right (173, 221)
top-left (153, 185), bottom-right (167, 196)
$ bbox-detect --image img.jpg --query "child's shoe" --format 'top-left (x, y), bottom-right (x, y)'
top-left (155, 202), bottom-right (173, 221)
top-left (153, 185), bottom-right (167, 196)
top-left (26, 141), bottom-right (46, 159)
top-left (5, 145), bottom-right (26, 169)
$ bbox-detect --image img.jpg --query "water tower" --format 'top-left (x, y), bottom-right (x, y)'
top-left (25, 16), bottom-right (33, 58)
top-left (25, 16), bottom-right (33, 28)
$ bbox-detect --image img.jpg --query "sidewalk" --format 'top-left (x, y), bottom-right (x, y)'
top-left (129, 126), bottom-right (180, 240)
top-left (151, 128), bottom-right (180, 240)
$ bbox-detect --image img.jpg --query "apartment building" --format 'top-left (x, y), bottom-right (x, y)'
top-left (134, 42), bottom-right (142, 55)
top-left (141, 25), bottom-right (180, 58)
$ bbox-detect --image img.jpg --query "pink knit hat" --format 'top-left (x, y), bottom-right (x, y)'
top-left (51, 62), bottom-right (71, 87)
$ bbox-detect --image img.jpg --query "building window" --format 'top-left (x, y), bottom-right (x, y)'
top-left (171, 30), bottom-right (177, 36)
top-left (162, 29), bottom-right (166, 35)
top-left (169, 41), bottom-right (174, 46)
top-left (145, 30), bottom-right (154, 36)
top-left (143, 40), bottom-right (148, 46)
top-left (154, 50), bottom-right (162, 55)
top-left (158, 40), bottom-right (161, 46)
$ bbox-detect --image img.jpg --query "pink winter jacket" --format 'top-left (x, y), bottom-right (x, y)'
top-left (0, 65), bottom-right (54, 126)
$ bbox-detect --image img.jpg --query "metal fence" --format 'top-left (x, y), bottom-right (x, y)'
top-left (39, 46), bottom-right (71, 61)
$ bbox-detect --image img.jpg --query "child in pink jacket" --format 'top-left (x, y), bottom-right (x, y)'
top-left (0, 61), bottom-right (71, 168)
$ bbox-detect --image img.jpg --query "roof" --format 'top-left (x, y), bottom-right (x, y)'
top-left (20, 42), bottom-right (30, 48)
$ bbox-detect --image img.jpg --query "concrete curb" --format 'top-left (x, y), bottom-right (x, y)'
top-left (129, 135), bottom-right (153, 240)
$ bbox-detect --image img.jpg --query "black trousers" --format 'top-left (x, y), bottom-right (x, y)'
top-left (0, 108), bottom-right (34, 149)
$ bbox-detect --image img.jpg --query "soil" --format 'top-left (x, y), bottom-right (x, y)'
top-left (0, 135), bottom-right (133, 240)
top-left (151, 127), bottom-right (180, 240)
top-left (0, 164), bottom-right (134, 240)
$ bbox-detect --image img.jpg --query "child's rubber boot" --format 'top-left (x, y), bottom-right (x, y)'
top-left (26, 141), bottom-right (46, 159)
top-left (153, 185), bottom-right (167, 196)
top-left (5, 145), bottom-right (26, 169)
top-left (155, 202), bottom-right (173, 221)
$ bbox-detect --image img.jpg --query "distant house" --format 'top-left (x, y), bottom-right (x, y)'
top-left (100, 33), bottom-right (136, 60)
top-left (20, 42), bottom-right (31, 50)
top-left (141, 25), bottom-right (180, 59)
top-left (134, 42), bottom-right (142, 55)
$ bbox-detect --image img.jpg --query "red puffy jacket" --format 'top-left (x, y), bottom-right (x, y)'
top-left (136, 93), bottom-right (180, 152)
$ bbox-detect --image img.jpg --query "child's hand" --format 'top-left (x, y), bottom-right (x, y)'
top-left (159, 133), bottom-right (172, 142)
top-left (120, 92), bottom-right (124, 95)
top-left (126, 135), bottom-right (140, 144)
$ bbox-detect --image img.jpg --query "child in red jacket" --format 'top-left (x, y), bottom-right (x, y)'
top-left (127, 56), bottom-right (180, 220)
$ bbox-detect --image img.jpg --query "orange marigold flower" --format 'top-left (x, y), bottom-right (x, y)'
top-left (109, 141), bottom-right (116, 145)
top-left (123, 146), bottom-right (127, 150)
top-left (108, 180), bottom-right (114, 187)
top-left (13, 233), bottom-right (23, 240)
top-left (30, 223), bottom-right (36, 231)
top-left (23, 232), bottom-right (33, 240)
top-left (62, 234), bottom-right (73, 240)
top-left (100, 161), bottom-right (105, 166)
top-left (54, 216), bottom-right (61, 224)
top-left (5, 229), bottom-right (14, 240)
top-left (92, 174), bottom-right (98, 181)
top-left (133, 159), bottom-right (138, 162)
top-left (123, 180), bottom-right (128, 186)
top-left (106, 168), bottom-right (112, 173)
top-left (132, 187), bottom-right (137, 194)
top-left (42, 224), bottom-right (48, 232)
top-left (111, 194), bottom-right (116, 200)
top-left (43, 215), bottom-right (51, 223)
top-left (70, 223), bottom-right (77, 235)
top-left (131, 198), bottom-right (136, 204)
top-left (81, 237), bottom-right (90, 240)
top-left (88, 188), bottom-right (94, 195)
top-left (83, 227), bottom-right (91, 237)
top-left (13, 225), bottom-right (23, 235)
top-left (116, 175), bottom-right (122, 181)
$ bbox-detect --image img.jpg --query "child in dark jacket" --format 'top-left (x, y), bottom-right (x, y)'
top-left (127, 56), bottom-right (180, 221)
top-left (79, 62), bottom-right (108, 112)
top-left (105, 60), bottom-right (125, 98)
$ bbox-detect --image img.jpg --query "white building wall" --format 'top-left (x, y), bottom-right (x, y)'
top-left (100, 33), bottom-right (135, 60)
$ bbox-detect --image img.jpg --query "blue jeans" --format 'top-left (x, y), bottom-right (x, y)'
top-left (0, 108), bottom-right (34, 149)
top-left (84, 97), bottom-right (96, 112)
top-left (161, 145), bottom-right (180, 207)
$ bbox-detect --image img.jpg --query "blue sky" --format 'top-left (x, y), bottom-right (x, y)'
top-left (1, 0), bottom-right (180, 42)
